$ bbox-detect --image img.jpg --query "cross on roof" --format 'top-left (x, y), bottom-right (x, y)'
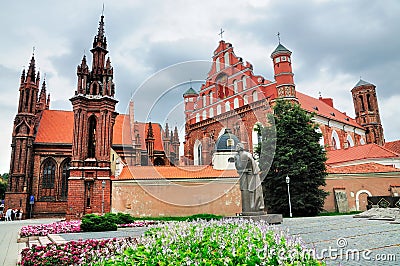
top-left (277, 32), bottom-right (281, 44)
top-left (218, 28), bottom-right (225, 40)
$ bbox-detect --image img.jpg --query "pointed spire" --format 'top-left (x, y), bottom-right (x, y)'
top-left (106, 57), bottom-right (111, 69)
top-left (46, 93), bottom-right (50, 109)
top-left (147, 122), bottom-right (154, 139)
top-left (39, 80), bottom-right (47, 103)
top-left (97, 15), bottom-right (105, 40)
top-left (20, 69), bottom-right (26, 83)
top-left (174, 126), bottom-right (179, 142)
top-left (26, 55), bottom-right (36, 83)
top-left (165, 123), bottom-right (170, 138)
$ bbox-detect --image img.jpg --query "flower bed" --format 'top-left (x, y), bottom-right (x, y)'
top-left (19, 237), bottom-right (138, 266)
top-left (20, 220), bottom-right (155, 237)
top-left (20, 220), bottom-right (81, 237)
top-left (103, 219), bottom-right (324, 265)
top-left (20, 219), bottom-right (324, 265)
top-left (117, 221), bottom-right (156, 228)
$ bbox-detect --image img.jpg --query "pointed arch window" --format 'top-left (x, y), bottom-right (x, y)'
top-left (88, 115), bottom-right (97, 158)
top-left (42, 159), bottom-right (56, 189)
top-left (60, 159), bottom-right (70, 200)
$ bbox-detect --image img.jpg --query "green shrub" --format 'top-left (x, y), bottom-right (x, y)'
top-left (80, 213), bottom-right (117, 232)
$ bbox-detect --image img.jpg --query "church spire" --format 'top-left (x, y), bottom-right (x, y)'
top-left (26, 55), bottom-right (37, 84)
top-left (92, 15), bottom-right (107, 51)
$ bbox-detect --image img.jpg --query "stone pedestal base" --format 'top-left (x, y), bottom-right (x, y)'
top-left (228, 212), bottom-right (283, 224)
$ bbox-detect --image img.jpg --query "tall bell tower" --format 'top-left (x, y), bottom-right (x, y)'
top-left (67, 14), bottom-right (118, 219)
top-left (270, 38), bottom-right (297, 101)
top-left (351, 79), bottom-right (384, 145)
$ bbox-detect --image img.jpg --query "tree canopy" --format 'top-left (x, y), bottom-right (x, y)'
top-left (258, 100), bottom-right (328, 216)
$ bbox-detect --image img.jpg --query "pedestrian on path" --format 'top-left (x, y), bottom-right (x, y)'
top-left (5, 208), bottom-right (12, 221)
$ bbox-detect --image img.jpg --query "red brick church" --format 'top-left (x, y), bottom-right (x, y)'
top-left (4, 15), bottom-right (179, 219)
top-left (5, 15), bottom-right (400, 218)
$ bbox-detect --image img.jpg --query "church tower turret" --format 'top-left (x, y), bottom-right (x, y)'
top-left (6, 55), bottom-right (40, 218)
top-left (67, 14), bottom-right (118, 219)
top-left (271, 41), bottom-right (297, 100)
top-left (351, 79), bottom-right (384, 145)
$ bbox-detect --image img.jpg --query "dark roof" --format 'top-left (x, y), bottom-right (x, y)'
top-left (354, 79), bottom-right (374, 88)
top-left (183, 87), bottom-right (198, 96)
top-left (215, 129), bottom-right (240, 152)
top-left (271, 43), bottom-right (291, 57)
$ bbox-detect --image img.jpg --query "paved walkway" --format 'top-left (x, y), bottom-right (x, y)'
top-left (282, 215), bottom-right (400, 265)
top-left (0, 218), bottom-right (59, 266)
top-left (1, 215), bottom-right (399, 265)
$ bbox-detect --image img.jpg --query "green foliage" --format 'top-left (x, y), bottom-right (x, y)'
top-left (260, 100), bottom-right (329, 217)
top-left (0, 175), bottom-right (7, 199)
top-left (97, 220), bottom-right (323, 266)
top-left (80, 214), bottom-right (117, 232)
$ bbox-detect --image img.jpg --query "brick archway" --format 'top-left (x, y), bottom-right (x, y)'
top-left (355, 189), bottom-right (372, 211)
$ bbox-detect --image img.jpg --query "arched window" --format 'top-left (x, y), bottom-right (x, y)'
top-left (195, 113), bottom-right (200, 123)
top-left (366, 94), bottom-right (372, 111)
top-left (217, 104), bottom-right (222, 115)
top-left (243, 94), bottom-right (249, 105)
top-left (209, 107), bottom-right (214, 118)
top-left (225, 101), bottom-right (231, 112)
top-left (203, 94), bottom-right (207, 107)
top-left (359, 95), bottom-right (365, 111)
top-left (234, 98), bottom-right (239, 109)
top-left (216, 57), bottom-right (220, 72)
top-left (224, 52), bottom-right (230, 67)
top-left (242, 76), bottom-right (247, 90)
top-left (209, 92), bottom-right (214, 104)
top-left (346, 135), bottom-right (354, 148)
top-left (88, 115), bottom-right (97, 158)
top-left (60, 159), bottom-right (70, 200)
top-left (202, 110), bottom-right (207, 120)
top-left (331, 130), bottom-right (340, 150)
top-left (42, 159), bottom-right (56, 189)
top-left (233, 80), bottom-right (238, 94)
top-left (194, 140), bottom-right (202, 165)
top-left (252, 91), bottom-right (258, 102)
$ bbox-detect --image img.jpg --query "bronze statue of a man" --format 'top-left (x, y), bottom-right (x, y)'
top-left (234, 143), bottom-right (265, 213)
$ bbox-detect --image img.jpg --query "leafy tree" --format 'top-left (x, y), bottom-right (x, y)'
top-left (0, 175), bottom-right (7, 199)
top-left (259, 100), bottom-right (328, 217)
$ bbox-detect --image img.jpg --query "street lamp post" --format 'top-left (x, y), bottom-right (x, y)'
top-left (286, 175), bottom-right (293, 218)
top-left (101, 180), bottom-right (106, 215)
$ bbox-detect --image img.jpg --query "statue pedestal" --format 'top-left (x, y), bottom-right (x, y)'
top-left (228, 212), bottom-right (283, 224)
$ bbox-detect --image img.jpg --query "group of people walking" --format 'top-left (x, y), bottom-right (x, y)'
top-left (0, 203), bottom-right (22, 221)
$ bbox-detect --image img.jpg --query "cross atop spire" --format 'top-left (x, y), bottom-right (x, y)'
top-left (277, 32), bottom-right (281, 44)
top-left (218, 28), bottom-right (225, 40)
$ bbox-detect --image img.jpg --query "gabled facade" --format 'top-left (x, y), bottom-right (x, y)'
top-left (183, 40), bottom-right (385, 165)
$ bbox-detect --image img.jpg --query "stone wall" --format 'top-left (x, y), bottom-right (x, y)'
top-left (112, 178), bottom-right (241, 217)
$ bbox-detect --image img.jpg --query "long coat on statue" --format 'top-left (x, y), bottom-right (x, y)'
top-left (234, 144), bottom-right (265, 212)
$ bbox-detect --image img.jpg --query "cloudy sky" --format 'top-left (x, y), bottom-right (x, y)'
top-left (0, 0), bottom-right (399, 173)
